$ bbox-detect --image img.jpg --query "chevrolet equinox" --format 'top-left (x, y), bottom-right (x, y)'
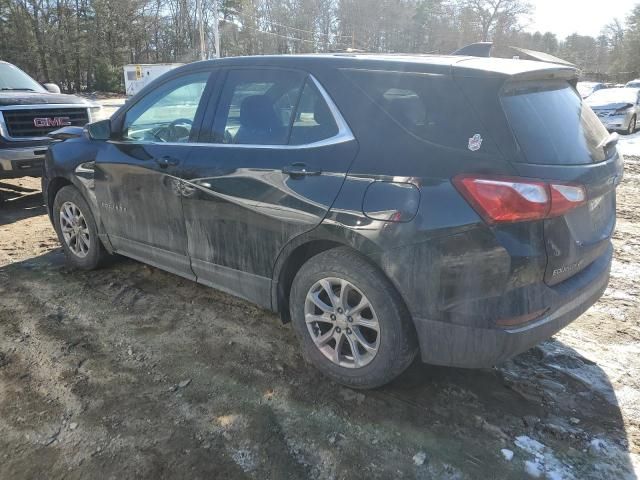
top-left (43, 54), bottom-right (622, 388)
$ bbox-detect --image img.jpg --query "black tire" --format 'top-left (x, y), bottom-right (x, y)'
top-left (52, 185), bottom-right (108, 270)
top-left (626, 115), bottom-right (637, 135)
top-left (290, 247), bottom-right (418, 389)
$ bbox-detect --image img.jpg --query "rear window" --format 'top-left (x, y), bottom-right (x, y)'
top-left (341, 69), bottom-right (494, 151)
top-left (501, 80), bottom-right (609, 165)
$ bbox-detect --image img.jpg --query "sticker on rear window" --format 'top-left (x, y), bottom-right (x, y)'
top-left (468, 134), bottom-right (483, 152)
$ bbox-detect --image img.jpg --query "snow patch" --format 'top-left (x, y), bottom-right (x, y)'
top-left (501, 448), bottom-right (514, 461)
top-left (589, 438), bottom-right (612, 456)
top-left (413, 451), bottom-right (427, 466)
top-left (515, 435), bottom-right (574, 479)
top-left (515, 435), bottom-right (545, 455)
top-left (525, 459), bottom-right (544, 478)
top-left (232, 448), bottom-right (257, 472)
top-left (618, 132), bottom-right (640, 156)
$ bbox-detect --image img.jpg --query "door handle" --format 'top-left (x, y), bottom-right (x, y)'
top-left (282, 163), bottom-right (321, 178)
top-left (155, 155), bottom-right (180, 168)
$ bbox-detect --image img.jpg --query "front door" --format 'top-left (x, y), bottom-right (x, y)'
top-left (180, 68), bottom-right (358, 306)
top-left (95, 70), bottom-right (212, 278)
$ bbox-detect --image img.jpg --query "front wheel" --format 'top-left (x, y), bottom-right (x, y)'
top-left (53, 185), bottom-right (108, 269)
top-left (290, 247), bottom-right (417, 389)
top-left (626, 115), bottom-right (637, 135)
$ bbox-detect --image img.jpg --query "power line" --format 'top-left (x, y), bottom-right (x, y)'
top-left (219, 18), bottom-right (353, 49)
top-left (224, 7), bottom-right (353, 40)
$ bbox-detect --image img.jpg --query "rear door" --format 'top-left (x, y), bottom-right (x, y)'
top-left (500, 79), bottom-right (623, 285)
top-left (180, 67), bottom-right (358, 306)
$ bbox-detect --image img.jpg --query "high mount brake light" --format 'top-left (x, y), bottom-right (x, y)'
top-left (453, 175), bottom-right (586, 224)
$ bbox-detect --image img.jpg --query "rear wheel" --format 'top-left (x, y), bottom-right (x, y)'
top-left (53, 185), bottom-right (108, 269)
top-left (290, 247), bottom-right (417, 389)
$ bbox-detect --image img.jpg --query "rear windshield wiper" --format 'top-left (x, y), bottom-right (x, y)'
top-left (0, 87), bottom-right (36, 91)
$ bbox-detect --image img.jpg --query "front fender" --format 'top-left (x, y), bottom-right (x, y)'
top-left (45, 138), bottom-right (114, 252)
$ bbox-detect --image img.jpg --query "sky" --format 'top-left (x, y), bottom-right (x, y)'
top-left (526, 0), bottom-right (638, 39)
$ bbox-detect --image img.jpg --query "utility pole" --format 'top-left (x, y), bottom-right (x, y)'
top-left (196, 0), bottom-right (206, 60)
top-left (212, 1), bottom-right (220, 58)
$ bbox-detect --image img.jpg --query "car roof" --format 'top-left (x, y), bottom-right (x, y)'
top-left (594, 87), bottom-right (640, 93)
top-left (586, 87), bottom-right (640, 103)
top-left (175, 53), bottom-right (577, 79)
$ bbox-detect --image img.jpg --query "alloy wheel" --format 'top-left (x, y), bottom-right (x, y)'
top-left (59, 201), bottom-right (91, 258)
top-left (304, 277), bottom-right (380, 368)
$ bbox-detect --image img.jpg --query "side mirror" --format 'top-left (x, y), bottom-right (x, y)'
top-left (86, 119), bottom-right (112, 141)
top-left (43, 83), bottom-right (61, 94)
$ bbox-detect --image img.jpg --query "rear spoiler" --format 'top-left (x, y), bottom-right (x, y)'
top-left (452, 42), bottom-right (575, 67)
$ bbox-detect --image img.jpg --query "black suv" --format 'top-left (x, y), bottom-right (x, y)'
top-left (43, 54), bottom-right (622, 388)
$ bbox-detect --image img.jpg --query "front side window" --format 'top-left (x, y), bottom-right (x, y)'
top-left (122, 71), bottom-right (210, 143)
top-left (213, 69), bottom-right (306, 145)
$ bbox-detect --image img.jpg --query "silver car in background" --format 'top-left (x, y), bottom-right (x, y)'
top-left (586, 87), bottom-right (640, 135)
top-left (577, 81), bottom-right (605, 99)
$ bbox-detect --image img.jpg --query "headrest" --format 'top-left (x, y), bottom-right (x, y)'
top-left (239, 95), bottom-right (280, 130)
top-left (385, 95), bottom-right (426, 126)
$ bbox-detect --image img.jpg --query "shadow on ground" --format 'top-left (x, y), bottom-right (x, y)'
top-left (0, 251), bottom-right (636, 479)
top-left (0, 180), bottom-right (46, 225)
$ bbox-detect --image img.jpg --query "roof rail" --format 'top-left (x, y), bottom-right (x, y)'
top-left (452, 42), bottom-right (575, 67)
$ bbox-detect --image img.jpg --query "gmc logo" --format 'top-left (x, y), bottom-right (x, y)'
top-left (33, 117), bottom-right (72, 128)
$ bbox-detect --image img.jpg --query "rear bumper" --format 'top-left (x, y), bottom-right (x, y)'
top-left (0, 146), bottom-right (47, 178)
top-left (414, 244), bottom-right (612, 368)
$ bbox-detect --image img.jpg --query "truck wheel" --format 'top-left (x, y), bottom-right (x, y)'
top-left (290, 247), bottom-right (417, 389)
top-left (53, 185), bottom-right (108, 270)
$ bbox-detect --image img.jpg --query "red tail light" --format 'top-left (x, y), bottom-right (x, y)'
top-left (453, 175), bottom-right (586, 224)
top-left (548, 183), bottom-right (587, 217)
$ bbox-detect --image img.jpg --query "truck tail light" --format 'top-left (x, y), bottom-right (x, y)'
top-left (452, 175), bottom-right (586, 224)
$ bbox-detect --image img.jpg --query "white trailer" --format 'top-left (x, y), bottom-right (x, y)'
top-left (123, 63), bottom-right (183, 97)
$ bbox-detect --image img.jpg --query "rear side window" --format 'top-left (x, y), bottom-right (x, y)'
top-left (341, 69), bottom-right (491, 150)
top-left (213, 69), bottom-right (306, 145)
top-left (289, 80), bottom-right (339, 145)
top-left (212, 69), bottom-right (340, 146)
top-left (501, 80), bottom-right (609, 165)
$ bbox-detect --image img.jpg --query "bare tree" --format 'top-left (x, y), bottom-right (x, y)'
top-left (1, 0), bottom-right (638, 93)
top-left (463, 0), bottom-right (531, 42)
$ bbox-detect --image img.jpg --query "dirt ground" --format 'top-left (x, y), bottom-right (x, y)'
top-left (1, 158), bottom-right (639, 480)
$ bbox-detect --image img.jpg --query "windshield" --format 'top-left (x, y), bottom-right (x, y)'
top-left (0, 62), bottom-right (46, 92)
top-left (587, 88), bottom-right (639, 106)
top-left (502, 80), bottom-right (609, 165)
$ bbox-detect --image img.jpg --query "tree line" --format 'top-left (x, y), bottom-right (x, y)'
top-left (1, 0), bottom-right (639, 93)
